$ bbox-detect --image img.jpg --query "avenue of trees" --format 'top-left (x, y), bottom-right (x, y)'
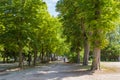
top-left (0, 0), bottom-right (120, 71)
top-left (0, 0), bottom-right (69, 68)
top-left (56, 0), bottom-right (120, 70)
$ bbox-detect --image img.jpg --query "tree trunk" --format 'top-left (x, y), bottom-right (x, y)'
top-left (41, 47), bottom-right (44, 62)
top-left (83, 39), bottom-right (90, 66)
top-left (6, 56), bottom-right (8, 63)
top-left (80, 17), bottom-right (90, 66)
top-left (3, 55), bottom-right (5, 63)
top-left (33, 49), bottom-right (37, 66)
top-left (19, 47), bottom-right (23, 68)
top-left (46, 51), bottom-right (50, 62)
top-left (77, 51), bottom-right (80, 64)
top-left (91, 0), bottom-right (101, 71)
top-left (91, 47), bottom-right (101, 70)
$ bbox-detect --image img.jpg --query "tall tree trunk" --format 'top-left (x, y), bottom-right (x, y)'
top-left (91, 0), bottom-right (101, 70)
top-left (33, 49), bottom-right (37, 66)
top-left (83, 39), bottom-right (90, 66)
top-left (80, 17), bottom-right (90, 66)
top-left (91, 47), bottom-right (101, 70)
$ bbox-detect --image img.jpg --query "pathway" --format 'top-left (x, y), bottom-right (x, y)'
top-left (0, 62), bottom-right (120, 80)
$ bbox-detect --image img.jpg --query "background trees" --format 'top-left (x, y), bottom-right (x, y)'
top-left (101, 26), bottom-right (120, 61)
top-left (56, 0), bottom-right (89, 64)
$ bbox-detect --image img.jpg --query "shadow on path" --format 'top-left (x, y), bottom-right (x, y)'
top-left (29, 62), bottom-right (94, 80)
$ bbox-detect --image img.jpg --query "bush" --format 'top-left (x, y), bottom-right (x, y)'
top-left (101, 44), bottom-right (120, 61)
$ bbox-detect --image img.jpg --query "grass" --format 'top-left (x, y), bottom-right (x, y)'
top-left (101, 65), bottom-right (118, 73)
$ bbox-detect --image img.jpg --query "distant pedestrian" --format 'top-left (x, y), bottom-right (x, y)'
top-left (63, 57), bottom-right (65, 62)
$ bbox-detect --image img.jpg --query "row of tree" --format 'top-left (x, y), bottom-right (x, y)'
top-left (0, 0), bottom-right (68, 68)
top-left (56, 0), bottom-right (120, 70)
top-left (0, 0), bottom-right (120, 71)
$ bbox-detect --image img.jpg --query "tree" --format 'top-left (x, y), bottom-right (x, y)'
top-left (25, 0), bottom-right (48, 66)
top-left (90, 0), bottom-right (120, 70)
top-left (0, 0), bottom-right (67, 67)
top-left (56, 0), bottom-right (86, 63)
top-left (0, 0), bottom-right (48, 68)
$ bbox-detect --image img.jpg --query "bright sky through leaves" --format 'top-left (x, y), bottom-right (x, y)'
top-left (43, 0), bottom-right (59, 16)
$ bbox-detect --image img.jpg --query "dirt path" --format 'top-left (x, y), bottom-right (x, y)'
top-left (0, 63), bottom-right (18, 72)
top-left (0, 62), bottom-right (120, 80)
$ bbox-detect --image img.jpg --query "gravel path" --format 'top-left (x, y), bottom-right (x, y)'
top-left (0, 63), bottom-right (18, 72)
top-left (0, 62), bottom-right (120, 80)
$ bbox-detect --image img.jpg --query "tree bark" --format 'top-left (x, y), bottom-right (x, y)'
top-left (77, 50), bottom-right (80, 64)
top-left (3, 57), bottom-right (5, 63)
top-left (19, 47), bottom-right (23, 68)
top-left (80, 17), bottom-right (90, 66)
top-left (91, 47), bottom-right (101, 70)
top-left (41, 47), bottom-right (44, 62)
top-left (33, 49), bottom-right (37, 66)
top-left (83, 39), bottom-right (90, 66)
top-left (91, 0), bottom-right (101, 70)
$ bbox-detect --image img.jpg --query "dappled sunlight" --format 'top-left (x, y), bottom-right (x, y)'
top-left (37, 71), bottom-right (58, 74)
top-left (0, 62), bottom-right (120, 80)
top-left (48, 77), bottom-right (59, 80)
top-left (6, 68), bottom-right (20, 72)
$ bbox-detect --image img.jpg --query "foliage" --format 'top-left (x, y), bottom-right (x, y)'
top-left (101, 26), bottom-right (120, 61)
top-left (56, 0), bottom-right (85, 52)
top-left (56, 0), bottom-right (120, 70)
top-left (0, 0), bottom-right (68, 65)
top-left (65, 50), bottom-right (84, 63)
top-left (67, 52), bottom-right (78, 63)
top-left (101, 44), bottom-right (120, 61)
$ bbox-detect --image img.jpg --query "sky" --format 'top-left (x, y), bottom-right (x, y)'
top-left (43, 0), bottom-right (59, 16)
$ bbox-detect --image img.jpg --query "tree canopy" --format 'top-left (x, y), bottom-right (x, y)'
top-left (0, 0), bottom-right (68, 67)
top-left (56, 0), bottom-right (120, 70)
